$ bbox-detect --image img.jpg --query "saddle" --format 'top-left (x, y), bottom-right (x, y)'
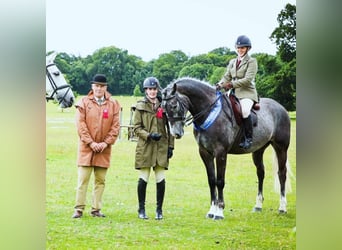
top-left (228, 93), bottom-right (259, 127)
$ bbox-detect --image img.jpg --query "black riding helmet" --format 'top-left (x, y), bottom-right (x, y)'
top-left (235, 35), bottom-right (252, 49)
top-left (143, 77), bottom-right (161, 89)
top-left (143, 77), bottom-right (162, 101)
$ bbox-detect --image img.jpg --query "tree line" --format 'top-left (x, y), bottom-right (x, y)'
top-left (49, 4), bottom-right (295, 111)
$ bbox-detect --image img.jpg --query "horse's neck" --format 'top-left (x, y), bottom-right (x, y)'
top-left (181, 86), bottom-right (216, 119)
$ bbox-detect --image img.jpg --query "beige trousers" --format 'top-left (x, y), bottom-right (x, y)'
top-left (74, 166), bottom-right (108, 212)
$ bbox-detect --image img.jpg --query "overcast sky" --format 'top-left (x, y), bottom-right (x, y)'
top-left (46, 0), bottom-right (296, 61)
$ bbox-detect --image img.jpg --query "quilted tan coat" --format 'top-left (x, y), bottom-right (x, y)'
top-left (75, 90), bottom-right (121, 168)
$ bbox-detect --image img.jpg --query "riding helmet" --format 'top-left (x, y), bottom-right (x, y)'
top-left (143, 77), bottom-right (160, 89)
top-left (235, 35), bottom-right (252, 48)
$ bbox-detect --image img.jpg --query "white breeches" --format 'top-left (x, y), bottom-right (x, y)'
top-left (139, 166), bottom-right (165, 183)
top-left (240, 98), bottom-right (254, 118)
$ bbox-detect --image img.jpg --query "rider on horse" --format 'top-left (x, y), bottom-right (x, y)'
top-left (216, 35), bottom-right (259, 149)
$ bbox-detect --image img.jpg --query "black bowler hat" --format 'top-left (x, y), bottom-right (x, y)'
top-left (91, 74), bottom-right (107, 85)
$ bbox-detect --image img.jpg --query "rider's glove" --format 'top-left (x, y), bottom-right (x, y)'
top-left (167, 147), bottom-right (174, 159)
top-left (149, 132), bottom-right (162, 141)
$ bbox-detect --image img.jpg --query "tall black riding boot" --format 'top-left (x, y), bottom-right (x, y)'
top-left (155, 179), bottom-right (165, 220)
top-left (239, 115), bottom-right (253, 149)
top-left (137, 178), bottom-right (148, 219)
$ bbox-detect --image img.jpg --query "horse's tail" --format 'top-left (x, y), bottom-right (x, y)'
top-left (272, 149), bottom-right (294, 194)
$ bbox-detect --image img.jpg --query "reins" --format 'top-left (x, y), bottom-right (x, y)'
top-left (184, 93), bottom-right (222, 127)
top-left (163, 91), bottom-right (225, 127)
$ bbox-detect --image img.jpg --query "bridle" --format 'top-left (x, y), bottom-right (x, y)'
top-left (162, 91), bottom-right (223, 127)
top-left (162, 93), bottom-right (188, 124)
top-left (46, 63), bottom-right (72, 105)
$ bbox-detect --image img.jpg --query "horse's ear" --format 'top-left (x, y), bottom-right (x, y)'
top-left (171, 83), bottom-right (177, 95)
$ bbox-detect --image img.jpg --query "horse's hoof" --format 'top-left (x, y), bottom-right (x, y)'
top-left (206, 213), bottom-right (214, 219)
top-left (278, 209), bottom-right (287, 214)
top-left (213, 215), bottom-right (224, 220)
top-left (253, 207), bottom-right (262, 212)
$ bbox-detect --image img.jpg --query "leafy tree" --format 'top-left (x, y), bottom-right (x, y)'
top-left (133, 84), bottom-right (142, 96)
top-left (270, 3), bottom-right (296, 63)
top-left (254, 53), bottom-right (281, 98)
top-left (209, 47), bottom-right (235, 57)
top-left (152, 50), bottom-right (188, 87)
top-left (209, 67), bottom-right (226, 85)
top-left (178, 63), bottom-right (213, 80)
top-left (271, 59), bottom-right (296, 111)
top-left (267, 3), bottom-right (296, 110)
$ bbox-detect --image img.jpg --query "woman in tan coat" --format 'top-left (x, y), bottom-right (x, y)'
top-left (216, 35), bottom-right (258, 149)
top-left (72, 74), bottom-right (121, 218)
top-left (134, 77), bottom-right (175, 220)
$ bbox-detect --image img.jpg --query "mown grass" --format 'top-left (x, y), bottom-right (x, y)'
top-left (46, 96), bottom-right (296, 250)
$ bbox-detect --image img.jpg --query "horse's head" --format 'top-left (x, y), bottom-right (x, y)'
top-left (161, 83), bottom-right (188, 139)
top-left (46, 53), bottom-right (75, 108)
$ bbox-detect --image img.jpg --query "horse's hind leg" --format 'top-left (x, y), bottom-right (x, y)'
top-left (252, 145), bottom-right (268, 212)
top-left (273, 144), bottom-right (288, 213)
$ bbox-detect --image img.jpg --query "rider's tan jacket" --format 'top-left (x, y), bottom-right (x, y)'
top-left (220, 54), bottom-right (258, 102)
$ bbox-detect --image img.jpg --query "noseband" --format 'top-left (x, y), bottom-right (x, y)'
top-left (46, 63), bottom-right (72, 104)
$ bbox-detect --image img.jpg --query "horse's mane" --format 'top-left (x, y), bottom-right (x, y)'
top-left (170, 77), bottom-right (215, 91)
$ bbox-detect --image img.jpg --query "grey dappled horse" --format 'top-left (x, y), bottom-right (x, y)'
top-left (161, 77), bottom-right (291, 219)
top-left (46, 52), bottom-right (74, 108)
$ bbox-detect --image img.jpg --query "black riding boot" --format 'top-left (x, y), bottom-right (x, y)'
top-left (239, 115), bottom-right (253, 149)
top-left (137, 178), bottom-right (148, 219)
top-left (155, 179), bottom-right (165, 220)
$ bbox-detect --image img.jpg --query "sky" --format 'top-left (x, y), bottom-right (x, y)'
top-left (46, 0), bottom-right (296, 61)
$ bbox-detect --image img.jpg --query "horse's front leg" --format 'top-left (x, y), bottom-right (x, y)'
top-left (214, 152), bottom-right (227, 220)
top-left (199, 148), bottom-right (217, 219)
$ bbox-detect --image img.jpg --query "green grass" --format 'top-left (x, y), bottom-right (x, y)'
top-left (46, 96), bottom-right (296, 249)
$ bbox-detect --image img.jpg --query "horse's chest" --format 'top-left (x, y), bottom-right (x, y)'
top-left (195, 134), bottom-right (216, 150)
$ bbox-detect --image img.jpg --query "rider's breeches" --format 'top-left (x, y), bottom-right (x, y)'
top-left (139, 166), bottom-right (165, 183)
top-left (240, 98), bottom-right (254, 118)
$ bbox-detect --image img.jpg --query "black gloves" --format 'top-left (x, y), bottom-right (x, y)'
top-left (149, 132), bottom-right (162, 141)
top-left (167, 147), bottom-right (174, 159)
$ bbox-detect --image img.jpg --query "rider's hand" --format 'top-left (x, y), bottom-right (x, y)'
top-left (226, 83), bottom-right (233, 89)
top-left (215, 83), bottom-right (222, 90)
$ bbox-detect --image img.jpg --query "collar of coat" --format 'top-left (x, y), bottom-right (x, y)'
top-left (87, 90), bottom-right (112, 101)
top-left (236, 54), bottom-right (250, 64)
top-left (136, 97), bottom-right (160, 113)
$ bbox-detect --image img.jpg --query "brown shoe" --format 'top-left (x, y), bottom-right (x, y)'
top-left (72, 210), bottom-right (83, 218)
top-left (90, 210), bottom-right (106, 217)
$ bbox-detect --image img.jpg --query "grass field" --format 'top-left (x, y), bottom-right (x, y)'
top-left (46, 96), bottom-right (296, 249)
